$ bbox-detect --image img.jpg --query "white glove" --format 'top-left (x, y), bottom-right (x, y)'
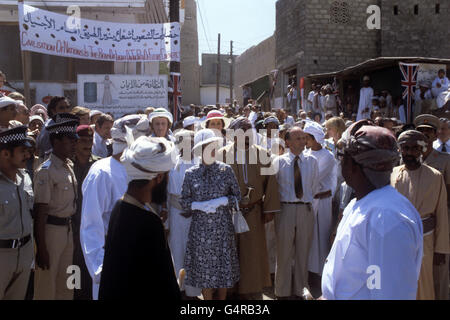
top-left (191, 196), bottom-right (229, 213)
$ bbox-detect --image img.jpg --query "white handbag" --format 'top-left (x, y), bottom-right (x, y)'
top-left (232, 198), bottom-right (250, 234)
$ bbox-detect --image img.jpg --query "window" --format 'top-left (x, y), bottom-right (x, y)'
top-left (394, 5), bottom-right (398, 15)
top-left (414, 5), bottom-right (419, 15)
top-left (436, 4), bottom-right (440, 14)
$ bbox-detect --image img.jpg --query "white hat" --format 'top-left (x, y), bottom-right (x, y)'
top-left (193, 129), bottom-right (223, 153)
top-left (183, 116), bottom-right (196, 128)
top-left (149, 108), bottom-right (173, 126)
top-left (201, 110), bottom-right (231, 129)
top-left (29, 115), bottom-right (44, 124)
top-left (89, 110), bottom-right (103, 117)
top-left (0, 96), bottom-right (19, 109)
top-left (304, 121), bottom-right (325, 145)
top-left (363, 75), bottom-right (370, 81)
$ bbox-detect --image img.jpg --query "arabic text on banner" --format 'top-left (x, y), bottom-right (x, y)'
top-left (18, 3), bottom-right (180, 62)
top-left (77, 74), bottom-right (168, 119)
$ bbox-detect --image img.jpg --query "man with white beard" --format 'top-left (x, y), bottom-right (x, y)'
top-left (80, 114), bottom-right (150, 299)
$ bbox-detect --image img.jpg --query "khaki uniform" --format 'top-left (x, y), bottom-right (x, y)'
top-left (391, 164), bottom-right (450, 300)
top-left (33, 154), bottom-right (77, 300)
top-left (424, 149), bottom-right (450, 300)
top-left (0, 170), bottom-right (34, 300)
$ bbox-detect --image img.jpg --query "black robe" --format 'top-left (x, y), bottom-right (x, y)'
top-left (98, 200), bottom-right (181, 300)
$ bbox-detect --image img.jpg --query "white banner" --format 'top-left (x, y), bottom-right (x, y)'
top-left (18, 3), bottom-right (180, 62)
top-left (77, 74), bottom-right (168, 119)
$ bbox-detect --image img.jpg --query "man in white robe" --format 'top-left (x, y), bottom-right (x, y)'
top-left (167, 129), bottom-right (201, 298)
top-left (321, 122), bottom-right (423, 300)
top-left (432, 69), bottom-right (450, 98)
top-left (357, 76), bottom-right (374, 121)
top-left (303, 121), bottom-right (338, 278)
top-left (81, 115), bottom-right (150, 299)
top-left (306, 83), bottom-right (316, 113)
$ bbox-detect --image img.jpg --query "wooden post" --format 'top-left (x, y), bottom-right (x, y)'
top-left (216, 33), bottom-right (221, 105)
top-left (18, 0), bottom-right (31, 105)
top-left (229, 40), bottom-right (233, 105)
top-left (169, 0), bottom-right (180, 119)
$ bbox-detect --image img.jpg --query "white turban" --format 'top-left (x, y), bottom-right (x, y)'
top-left (110, 114), bottom-right (150, 155)
top-left (121, 136), bottom-right (177, 183)
top-left (304, 121), bottom-right (325, 145)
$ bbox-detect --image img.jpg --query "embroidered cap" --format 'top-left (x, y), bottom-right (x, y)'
top-left (0, 125), bottom-right (32, 147)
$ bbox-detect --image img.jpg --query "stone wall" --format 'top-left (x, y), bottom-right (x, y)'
top-left (180, 0), bottom-right (201, 105)
top-left (381, 0), bottom-right (450, 58)
top-left (275, 0), bottom-right (381, 108)
top-left (276, 0), bottom-right (381, 76)
top-left (201, 53), bottom-right (237, 86)
top-left (234, 35), bottom-right (275, 106)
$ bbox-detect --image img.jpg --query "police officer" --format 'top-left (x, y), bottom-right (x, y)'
top-left (0, 125), bottom-right (34, 299)
top-left (33, 113), bottom-right (79, 300)
top-left (72, 125), bottom-right (100, 300)
top-left (414, 114), bottom-right (450, 300)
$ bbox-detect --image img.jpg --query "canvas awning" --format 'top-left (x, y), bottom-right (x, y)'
top-left (305, 57), bottom-right (450, 80)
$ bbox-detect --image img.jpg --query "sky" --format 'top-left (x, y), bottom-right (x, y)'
top-left (196, 0), bottom-right (277, 63)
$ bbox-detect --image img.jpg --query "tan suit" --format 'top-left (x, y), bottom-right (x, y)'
top-left (0, 170), bottom-right (34, 300)
top-left (391, 164), bottom-right (450, 300)
top-left (218, 144), bottom-right (280, 296)
top-left (424, 149), bottom-right (450, 300)
top-left (33, 154), bottom-right (77, 300)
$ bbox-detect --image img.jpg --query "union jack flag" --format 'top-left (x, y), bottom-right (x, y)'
top-left (169, 72), bottom-right (182, 123)
top-left (399, 62), bottom-right (419, 124)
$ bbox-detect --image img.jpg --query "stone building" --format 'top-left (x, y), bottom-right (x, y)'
top-left (200, 53), bottom-right (236, 105)
top-left (234, 35), bottom-right (275, 109)
top-left (275, 0), bottom-right (450, 111)
top-left (179, 0), bottom-right (200, 105)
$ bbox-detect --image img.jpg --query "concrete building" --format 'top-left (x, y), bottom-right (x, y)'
top-left (0, 0), bottom-right (200, 107)
top-left (200, 53), bottom-right (237, 105)
top-left (179, 0), bottom-right (200, 105)
top-left (200, 85), bottom-right (233, 106)
top-left (234, 35), bottom-right (275, 109)
top-left (274, 0), bottom-right (450, 112)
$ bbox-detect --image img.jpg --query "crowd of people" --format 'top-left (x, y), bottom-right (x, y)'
top-left (0, 67), bottom-right (449, 301)
top-left (301, 71), bottom-right (450, 124)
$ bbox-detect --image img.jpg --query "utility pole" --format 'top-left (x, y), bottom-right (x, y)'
top-left (216, 33), bottom-right (221, 106)
top-left (229, 40), bottom-right (233, 105)
top-left (169, 0), bottom-right (180, 120)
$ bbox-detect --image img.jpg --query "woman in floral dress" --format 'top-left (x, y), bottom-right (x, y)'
top-left (181, 129), bottom-right (241, 300)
